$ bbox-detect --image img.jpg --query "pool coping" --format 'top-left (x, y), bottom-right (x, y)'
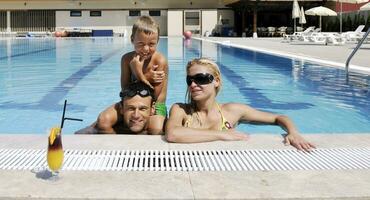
top-left (196, 37), bottom-right (370, 75)
top-left (0, 134), bottom-right (369, 199)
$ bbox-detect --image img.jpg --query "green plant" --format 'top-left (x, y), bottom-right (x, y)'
top-left (353, 14), bottom-right (359, 30)
top-left (345, 15), bottom-right (353, 32)
top-left (366, 12), bottom-right (370, 30)
top-left (359, 14), bottom-right (366, 27)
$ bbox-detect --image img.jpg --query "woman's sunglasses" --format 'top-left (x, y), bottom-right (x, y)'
top-left (186, 73), bottom-right (214, 86)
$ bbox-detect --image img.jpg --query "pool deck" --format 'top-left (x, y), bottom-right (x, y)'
top-left (0, 134), bottom-right (370, 199)
top-left (200, 37), bottom-right (370, 74)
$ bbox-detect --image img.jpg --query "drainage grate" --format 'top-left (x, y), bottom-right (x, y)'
top-left (0, 148), bottom-right (369, 171)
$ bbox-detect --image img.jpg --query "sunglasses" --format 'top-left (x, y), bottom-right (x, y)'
top-left (186, 73), bottom-right (214, 86)
top-left (120, 88), bottom-right (152, 98)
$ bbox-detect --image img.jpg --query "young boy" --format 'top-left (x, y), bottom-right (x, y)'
top-left (96, 16), bottom-right (168, 134)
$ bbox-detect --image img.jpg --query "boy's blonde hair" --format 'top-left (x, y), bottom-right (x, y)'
top-left (185, 58), bottom-right (222, 105)
top-left (131, 16), bottom-right (160, 41)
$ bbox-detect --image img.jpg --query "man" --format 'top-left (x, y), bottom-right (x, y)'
top-left (75, 82), bottom-right (157, 134)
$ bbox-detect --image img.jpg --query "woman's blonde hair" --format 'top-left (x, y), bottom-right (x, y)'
top-left (131, 16), bottom-right (160, 41)
top-left (185, 58), bottom-right (222, 105)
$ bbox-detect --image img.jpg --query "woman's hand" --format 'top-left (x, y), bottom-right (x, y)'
top-left (284, 133), bottom-right (316, 152)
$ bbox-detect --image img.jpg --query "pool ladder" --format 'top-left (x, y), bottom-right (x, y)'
top-left (345, 27), bottom-right (370, 75)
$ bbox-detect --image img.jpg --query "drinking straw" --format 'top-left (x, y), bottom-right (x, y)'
top-left (60, 100), bottom-right (83, 129)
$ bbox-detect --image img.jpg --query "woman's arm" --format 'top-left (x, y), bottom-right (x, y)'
top-left (165, 104), bottom-right (248, 143)
top-left (230, 103), bottom-right (315, 151)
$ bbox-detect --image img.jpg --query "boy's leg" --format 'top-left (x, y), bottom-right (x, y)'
top-left (147, 103), bottom-right (167, 135)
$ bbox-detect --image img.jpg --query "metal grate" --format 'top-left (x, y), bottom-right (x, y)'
top-left (0, 148), bottom-right (369, 171)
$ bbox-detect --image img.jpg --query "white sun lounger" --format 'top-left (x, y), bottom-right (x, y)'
top-left (282, 26), bottom-right (315, 42)
top-left (341, 25), bottom-right (365, 42)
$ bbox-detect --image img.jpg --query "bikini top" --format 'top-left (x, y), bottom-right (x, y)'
top-left (184, 103), bottom-right (232, 131)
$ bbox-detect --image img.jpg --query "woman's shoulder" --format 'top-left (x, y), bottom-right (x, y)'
top-left (170, 103), bottom-right (192, 113)
top-left (220, 102), bottom-right (251, 112)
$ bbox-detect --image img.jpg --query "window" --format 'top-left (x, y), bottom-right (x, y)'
top-left (149, 10), bottom-right (161, 16)
top-left (70, 10), bottom-right (82, 17)
top-left (90, 10), bottom-right (101, 17)
top-left (185, 12), bottom-right (200, 26)
top-left (129, 10), bottom-right (141, 16)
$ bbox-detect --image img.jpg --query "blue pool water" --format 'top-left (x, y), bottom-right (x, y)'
top-left (0, 37), bottom-right (369, 134)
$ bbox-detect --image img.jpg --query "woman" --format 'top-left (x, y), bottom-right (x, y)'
top-left (165, 58), bottom-right (315, 151)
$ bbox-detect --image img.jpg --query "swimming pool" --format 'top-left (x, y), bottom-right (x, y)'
top-left (0, 37), bottom-right (369, 134)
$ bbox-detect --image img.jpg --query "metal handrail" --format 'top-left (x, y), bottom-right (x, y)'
top-left (345, 27), bottom-right (370, 74)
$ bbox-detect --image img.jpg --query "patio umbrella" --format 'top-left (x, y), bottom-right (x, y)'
top-left (299, 6), bottom-right (307, 27)
top-left (360, 2), bottom-right (370, 10)
top-left (292, 0), bottom-right (301, 32)
top-left (305, 6), bottom-right (337, 30)
top-left (337, 0), bottom-right (368, 33)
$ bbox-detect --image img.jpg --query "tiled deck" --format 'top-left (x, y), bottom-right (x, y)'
top-left (0, 134), bottom-right (369, 199)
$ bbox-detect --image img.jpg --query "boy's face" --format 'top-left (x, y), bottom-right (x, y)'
top-left (132, 31), bottom-right (158, 61)
top-left (121, 95), bottom-right (154, 133)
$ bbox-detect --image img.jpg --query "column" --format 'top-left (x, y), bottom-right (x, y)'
top-left (253, 6), bottom-right (257, 38)
top-left (7, 10), bottom-right (11, 32)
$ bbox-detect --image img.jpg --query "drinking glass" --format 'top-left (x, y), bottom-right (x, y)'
top-left (47, 127), bottom-right (64, 180)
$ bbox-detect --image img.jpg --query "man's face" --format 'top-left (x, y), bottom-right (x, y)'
top-left (121, 95), bottom-right (154, 133)
top-left (131, 31), bottom-right (158, 61)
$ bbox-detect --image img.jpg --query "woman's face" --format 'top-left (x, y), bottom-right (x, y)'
top-left (187, 65), bottom-right (219, 101)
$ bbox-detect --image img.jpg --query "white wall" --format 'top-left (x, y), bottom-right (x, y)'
top-left (56, 10), bottom-right (168, 36)
top-left (56, 10), bottom-right (128, 34)
top-left (0, 0), bottom-right (228, 10)
top-left (167, 10), bottom-right (183, 36)
top-left (201, 10), bottom-right (218, 36)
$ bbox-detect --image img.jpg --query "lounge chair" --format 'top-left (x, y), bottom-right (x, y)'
top-left (341, 25), bottom-right (365, 42)
top-left (293, 32), bottom-right (346, 45)
top-left (282, 26), bottom-right (315, 42)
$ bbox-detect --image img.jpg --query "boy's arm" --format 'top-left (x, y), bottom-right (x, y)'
top-left (121, 54), bottom-right (131, 91)
top-left (156, 57), bottom-right (168, 103)
top-left (146, 56), bottom-right (168, 135)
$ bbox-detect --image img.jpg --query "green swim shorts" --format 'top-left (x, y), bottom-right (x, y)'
top-left (155, 102), bottom-right (167, 117)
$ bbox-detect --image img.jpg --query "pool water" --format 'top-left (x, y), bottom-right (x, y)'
top-left (0, 37), bottom-right (369, 134)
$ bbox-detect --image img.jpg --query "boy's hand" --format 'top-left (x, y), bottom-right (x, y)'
top-left (145, 65), bottom-right (165, 84)
top-left (130, 55), bottom-right (153, 88)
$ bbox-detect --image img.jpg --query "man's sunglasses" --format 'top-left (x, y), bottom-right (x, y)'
top-left (186, 73), bottom-right (214, 86)
top-left (120, 88), bottom-right (152, 98)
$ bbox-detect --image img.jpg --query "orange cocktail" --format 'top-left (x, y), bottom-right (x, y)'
top-left (47, 127), bottom-right (64, 172)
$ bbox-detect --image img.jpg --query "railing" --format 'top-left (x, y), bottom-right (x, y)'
top-left (345, 27), bottom-right (370, 74)
top-left (0, 11), bottom-right (6, 32)
top-left (10, 10), bottom-right (55, 32)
